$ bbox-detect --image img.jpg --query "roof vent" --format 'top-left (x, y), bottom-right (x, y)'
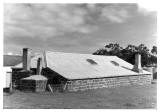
top-left (86, 59), bottom-right (98, 65)
top-left (111, 61), bottom-right (119, 66)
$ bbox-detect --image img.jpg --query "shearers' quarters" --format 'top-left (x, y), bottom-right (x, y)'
top-left (3, 55), bottom-right (22, 91)
top-left (12, 48), bottom-right (152, 92)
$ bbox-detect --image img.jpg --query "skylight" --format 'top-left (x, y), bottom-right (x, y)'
top-left (110, 61), bottom-right (119, 66)
top-left (86, 59), bottom-right (98, 65)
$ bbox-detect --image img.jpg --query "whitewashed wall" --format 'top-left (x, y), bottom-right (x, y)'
top-left (3, 67), bottom-right (12, 88)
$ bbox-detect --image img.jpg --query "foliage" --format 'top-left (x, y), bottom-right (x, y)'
top-left (151, 46), bottom-right (157, 55)
top-left (93, 43), bottom-right (157, 67)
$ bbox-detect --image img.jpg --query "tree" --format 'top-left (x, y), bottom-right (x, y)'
top-left (93, 43), bottom-right (156, 67)
top-left (137, 44), bottom-right (150, 66)
top-left (151, 46), bottom-right (157, 55)
top-left (105, 43), bottom-right (123, 57)
top-left (149, 55), bottom-right (157, 66)
top-left (120, 44), bottom-right (137, 65)
top-left (93, 48), bottom-right (108, 55)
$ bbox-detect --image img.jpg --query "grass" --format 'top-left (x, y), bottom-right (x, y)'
top-left (3, 82), bottom-right (157, 109)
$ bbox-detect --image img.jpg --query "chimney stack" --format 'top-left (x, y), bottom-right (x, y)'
top-left (132, 53), bottom-right (143, 73)
top-left (37, 58), bottom-right (42, 75)
top-left (43, 50), bottom-right (47, 68)
top-left (23, 48), bottom-right (31, 71)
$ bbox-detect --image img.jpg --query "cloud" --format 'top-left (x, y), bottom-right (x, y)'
top-left (100, 5), bottom-right (130, 23)
top-left (4, 4), bottom-right (134, 41)
top-left (137, 2), bottom-right (157, 16)
top-left (138, 2), bottom-right (157, 12)
top-left (4, 4), bottom-right (97, 40)
top-left (4, 3), bottom-right (156, 54)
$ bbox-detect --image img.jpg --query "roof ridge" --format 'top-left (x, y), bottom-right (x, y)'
top-left (45, 51), bottom-right (117, 57)
top-left (3, 55), bottom-right (22, 57)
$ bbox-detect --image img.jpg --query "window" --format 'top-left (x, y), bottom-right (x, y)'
top-left (110, 61), bottom-right (119, 66)
top-left (86, 59), bottom-right (98, 65)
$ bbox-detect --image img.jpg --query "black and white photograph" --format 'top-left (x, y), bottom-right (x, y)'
top-left (2, 1), bottom-right (157, 109)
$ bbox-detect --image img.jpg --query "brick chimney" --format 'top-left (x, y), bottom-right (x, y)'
top-left (23, 48), bottom-right (32, 71)
top-left (37, 58), bottom-right (42, 75)
top-left (132, 53), bottom-right (143, 73)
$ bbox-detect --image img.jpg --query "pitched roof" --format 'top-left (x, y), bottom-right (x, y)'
top-left (3, 55), bottom-right (22, 66)
top-left (14, 51), bottom-right (151, 80)
top-left (22, 75), bottom-right (48, 80)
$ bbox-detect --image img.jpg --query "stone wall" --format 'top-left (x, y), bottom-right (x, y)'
top-left (19, 80), bottom-right (36, 91)
top-left (19, 79), bottom-right (47, 92)
top-left (65, 74), bottom-right (152, 92)
top-left (12, 68), bottom-right (36, 88)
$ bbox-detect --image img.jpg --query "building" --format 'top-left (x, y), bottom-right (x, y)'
top-left (12, 48), bottom-right (152, 92)
top-left (3, 55), bottom-right (22, 89)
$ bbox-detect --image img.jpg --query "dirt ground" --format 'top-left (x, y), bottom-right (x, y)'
top-left (3, 82), bottom-right (157, 109)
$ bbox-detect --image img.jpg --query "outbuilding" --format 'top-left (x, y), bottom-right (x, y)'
top-left (3, 55), bottom-right (22, 90)
top-left (12, 48), bottom-right (152, 92)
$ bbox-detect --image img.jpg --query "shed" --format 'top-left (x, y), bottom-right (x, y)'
top-left (13, 51), bottom-right (152, 92)
top-left (3, 55), bottom-right (22, 89)
top-left (19, 75), bottom-right (48, 92)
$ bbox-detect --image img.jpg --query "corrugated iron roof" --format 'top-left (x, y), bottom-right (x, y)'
top-left (14, 51), bottom-right (151, 79)
top-left (22, 75), bottom-right (48, 80)
top-left (3, 55), bottom-right (22, 66)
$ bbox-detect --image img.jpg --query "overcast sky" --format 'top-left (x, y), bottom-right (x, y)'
top-left (4, 3), bottom-right (157, 55)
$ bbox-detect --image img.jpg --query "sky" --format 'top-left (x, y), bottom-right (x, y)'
top-left (4, 3), bottom-right (157, 55)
